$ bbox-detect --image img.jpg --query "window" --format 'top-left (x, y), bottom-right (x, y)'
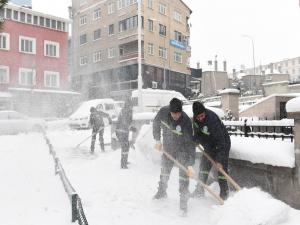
top-left (0, 33), bottom-right (9, 50)
top-left (174, 52), bottom-right (182, 63)
top-left (93, 50), bottom-right (102, 62)
top-left (93, 8), bottom-right (101, 20)
top-left (39, 17), bottom-right (45, 26)
top-left (19, 68), bottom-right (36, 86)
top-left (5, 9), bottom-right (11, 19)
top-left (46, 18), bottom-right (51, 28)
top-left (44, 41), bottom-right (59, 58)
top-left (80, 15), bottom-right (87, 26)
top-left (159, 3), bottom-right (167, 15)
top-left (148, 0), bottom-right (153, 9)
top-left (27, 14), bottom-right (32, 23)
top-left (108, 2), bottom-right (115, 14)
top-left (148, 43), bottom-right (154, 55)
top-left (94, 29), bottom-right (101, 40)
top-left (19, 36), bottom-right (36, 54)
top-left (119, 16), bottom-right (137, 32)
top-left (159, 46), bottom-right (167, 59)
top-left (80, 34), bottom-right (87, 45)
top-left (174, 11), bottom-right (182, 22)
top-left (13, 10), bottom-right (18, 20)
top-left (174, 31), bottom-right (183, 42)
top-left (148, 19), bottom-right (153, 32)
top-left (44, 71), bottom-right (59, 87)
top-left (159, 24), bottom-right (166, 36)
top-left (33, 16), bottom-right (38, 25)
top-left (0, 66), bottom-right (9, 84)
top-left (109, 24), bottom-right (114, 36)
top-left (51, 20), bottom-right (56, 29)
top-left (118, 0), bottom-right (137, 9)
top-left (80, 56), bottom-right (88, 66)
top-left (20, 12), bottom-right (25, 22)
top-left (108, 47), bottom-right (116, 58)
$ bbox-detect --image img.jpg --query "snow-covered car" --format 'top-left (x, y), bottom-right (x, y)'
top-left (0, 110), bottom-right (46, 135)
top-left (68, 98), bottom-right (118, 129)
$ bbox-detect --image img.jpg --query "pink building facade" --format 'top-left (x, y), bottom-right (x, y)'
top-left (0, 4), bottom-right (80, 117)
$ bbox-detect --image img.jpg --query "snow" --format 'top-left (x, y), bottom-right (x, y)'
top-left (286, 96), bottom-right (300, 113)
top-left (0, 122), bottom-right (300, 225)
top-left (218, 88), bottom-right (240, 94)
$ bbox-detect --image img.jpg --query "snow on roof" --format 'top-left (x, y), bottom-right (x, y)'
top-left (131, 89), bottom-right (186, 101)
top-left (286, 96), bottom-right (300, 113)
top-left (218, 88), bottom-right (240, 94)
top-left (262, 81), bottom-right (289, 86)
top-left (239, 93), bottom-right (300, 113)
top-left (8, 87), bottom-right (81, 95)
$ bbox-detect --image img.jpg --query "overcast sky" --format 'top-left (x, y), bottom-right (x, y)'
top-left (32, 0), bottom-right (300, 72)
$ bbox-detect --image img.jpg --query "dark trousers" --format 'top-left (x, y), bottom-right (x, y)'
top-left (117, 132), bottom-right (129, 167)
top-left (91, 127), bottom-right (104, 152)
top-left (196, 150), bottom-right (229, 196)
top-left (157, 152), bottom-right (190, 210)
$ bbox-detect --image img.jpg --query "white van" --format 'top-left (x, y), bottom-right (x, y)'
top-left (68, 98), bottom-right (118, 129)
top-left (131, 89), bottom-right (187, 113)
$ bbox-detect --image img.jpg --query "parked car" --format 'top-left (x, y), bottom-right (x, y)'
top-left (0, 110), bottom-right (46, 135)
top-left (68, 98), bottom-right (119, 129)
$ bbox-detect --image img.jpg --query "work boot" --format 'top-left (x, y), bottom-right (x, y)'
top-left (220, 190), bottom-right (229, 200)
top-left (100, 143), bottom-right (105, 152)
top-left (153, 190), bottom-right (167, 199)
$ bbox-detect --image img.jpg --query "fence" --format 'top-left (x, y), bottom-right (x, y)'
top-left (43, 132), bottom-right (88, 225)
top-left (223, 119), bottom-right (294, 142)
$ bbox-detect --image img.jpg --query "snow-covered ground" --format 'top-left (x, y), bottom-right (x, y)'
top-left (1, 123), bottom-right (300, 225)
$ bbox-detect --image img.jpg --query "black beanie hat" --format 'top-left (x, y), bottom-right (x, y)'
top-left (169, 98), bottom-right (183, 112)
top-left (193, 101), bottom-right (206, 116)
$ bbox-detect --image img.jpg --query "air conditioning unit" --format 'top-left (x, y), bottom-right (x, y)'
top-left (152, 81), bottom-right (158, 89)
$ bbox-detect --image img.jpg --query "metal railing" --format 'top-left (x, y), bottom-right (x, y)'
top-left (43, 132), bottom-right (88, 225)
top-left (223, 119), bottom-right (294, 142)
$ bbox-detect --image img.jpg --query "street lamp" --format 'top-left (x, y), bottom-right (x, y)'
top-left (242, 34), bottom-right (256, 93)
top-left (137, 0), bottom-right (143, 112)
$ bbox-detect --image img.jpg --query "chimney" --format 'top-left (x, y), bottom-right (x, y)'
top-left (197, 62), bottom-right (200, 69)
top-left (68, 6), bottom-right (73, 19)
top-left (223, 61), bottom-right (227, 72)
top-left (214, 60), bottom-right (218, 71)
top-left (214, 55), bottom-right (218, 71)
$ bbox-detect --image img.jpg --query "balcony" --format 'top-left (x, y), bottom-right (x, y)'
top-left (119, 51), bottom-right (144, 63)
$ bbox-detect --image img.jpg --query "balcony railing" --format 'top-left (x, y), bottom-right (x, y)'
top-left (119, 51), bottom-right (144, 62)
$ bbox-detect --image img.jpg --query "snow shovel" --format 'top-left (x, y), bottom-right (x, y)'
top-left (74, 126), bottom-right (105, 149)
top-left (197, 144), bottom-right (241, 191)
top-left (161, 149), bottom-right (224, 205)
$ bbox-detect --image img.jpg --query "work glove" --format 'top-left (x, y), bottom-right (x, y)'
top-left (154, 141), bottom-right (162, 152)
top-left (186, 166), bottom-right (195, 178)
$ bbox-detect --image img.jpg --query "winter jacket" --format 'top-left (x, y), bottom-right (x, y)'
top-left (89, 110), bottom-right (110, 130)
top-left (193, 108), bottom-right (231, 163)
top-left (116, 107), bottom-right (133, 135)
top-left (153, 106), bottom-right (195, 166)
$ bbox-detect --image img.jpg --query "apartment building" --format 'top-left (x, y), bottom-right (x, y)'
top-left (0, 4), bottom-right (80, 117)
top-left (71, 0), bottom-right (192, 100)
top-left (243, 56), bottom-right (300, 83)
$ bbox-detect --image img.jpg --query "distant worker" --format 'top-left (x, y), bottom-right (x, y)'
top-left (191, 101), bottom-right (231, 200)
top-left (89, 106), bottom-right (111, 153)
top-left (116, 101), bottom-right (137, 169)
